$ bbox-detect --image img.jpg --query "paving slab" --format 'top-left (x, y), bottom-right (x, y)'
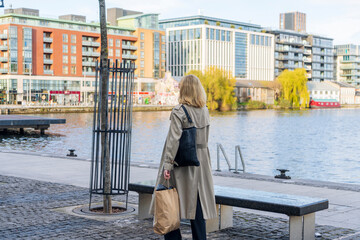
top-left (1, 151), bottom-right (360, 232)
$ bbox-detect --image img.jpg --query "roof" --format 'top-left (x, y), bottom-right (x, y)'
top-left (116, 13), bottom-right (159, 21)
top-left (0, 13), bottom-right (136, 31)
top-left (159, 15), bottom-right (261, 29)
top-left (327, 81), bottom-right (356, 88)
top-left (267, 29), bottom-right (308, 37)
top-left (312, 99), bottom-right (339, 102)
top-left (235, 80), bottom-right (271, 89)
top-left (307, 82), bottom-right (338, 91)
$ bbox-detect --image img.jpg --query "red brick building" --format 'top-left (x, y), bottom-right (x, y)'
top-left (0, 9), bottom-right (137, 104)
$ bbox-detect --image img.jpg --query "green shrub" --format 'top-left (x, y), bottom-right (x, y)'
top-left (246, 100), bottom-right (266, 109)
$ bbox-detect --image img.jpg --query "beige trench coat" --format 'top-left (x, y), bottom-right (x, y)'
top-left (149, 104), bottom-right (217, 220)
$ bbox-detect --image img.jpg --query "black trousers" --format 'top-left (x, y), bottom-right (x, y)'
top-left (164, 196), bottom-right (206, 240)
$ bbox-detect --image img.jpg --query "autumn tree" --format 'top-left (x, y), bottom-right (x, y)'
top-left (277, 68), bottom-right (310, 108)
top-left (187, 67), bottom-right (236, 111)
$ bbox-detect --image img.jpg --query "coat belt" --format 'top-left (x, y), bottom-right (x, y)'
top-left (197, 143), bottom-right (208, 149)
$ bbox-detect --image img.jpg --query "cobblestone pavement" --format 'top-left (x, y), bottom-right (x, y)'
top-left (0, 175), bottom-right (358, 240)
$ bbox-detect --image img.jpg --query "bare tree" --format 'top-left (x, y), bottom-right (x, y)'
top-left (98, 0), bottom-right (112, 213)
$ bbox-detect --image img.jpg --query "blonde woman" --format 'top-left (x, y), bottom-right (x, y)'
top-left (150, 74), bottom-right (217, 240)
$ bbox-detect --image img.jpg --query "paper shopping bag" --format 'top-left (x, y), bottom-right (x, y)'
top-left (153, 184), bottom-right (180, 235)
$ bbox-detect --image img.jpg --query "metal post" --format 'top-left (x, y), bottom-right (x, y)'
top-left (216, 143), bottom-right (221, 171)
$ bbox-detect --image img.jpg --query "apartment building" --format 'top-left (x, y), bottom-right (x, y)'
top-left (269, 29), bottom-right (333, 82)
top-left (334, 44), bottom-right (360, 86)
top-left (279, 12), bottom-right (306, 32)
top-left (0, 8), bottom-right (137, 104)
top-left (160, 16), bottom-right (275, 81)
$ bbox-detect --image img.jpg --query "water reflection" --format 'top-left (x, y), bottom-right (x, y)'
top-left (0, 109), bottom-right (359, 184)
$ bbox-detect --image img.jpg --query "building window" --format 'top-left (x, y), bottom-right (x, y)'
top-left (63, 45), bottom-right (68, 53)
top-left (71, 56), bottom-right (76, 64)
top-left (256, 35), bottom-right (259, 45)
top-left (71, 45), bottom-right (76, 54)
top-left (140, 51), bottom-right (144, 58)
top-left (162, 43), bottom-right (165, 50)
top-left (216, 30), bottom-right (220, 41)
top-left (109, 38), bottom-right (113, 47)
top-left (63, 34), bottom-right (68, 43)
top-left (116, 39), bottom-right (120, 47)
top-left (71, 35), bottom-right (76, 43)
top-left (140, 70), bottom-right (144, 77)
top-left (71, 66), bottom-right (76, 74)
top-left (115, 49), bottom-right (120, 57)
top-left (140, 60), bottom-right (144, 68)
top-left (63, 66), bottom-right (68, 74)
top-left (109, 48), bottom-right (113, 57)
top-left (63, 55), bottom-right (68, 64)
top-left (161, 53), bottom-right (165, 59)
top-left (141, 42), bottom-right (144, 49)
top-left (251, 35), bottom-right (255, 45)
top-left (140, 32), bottom-right (144, 40)
top-left (161, 35), bottom-right (165, 42)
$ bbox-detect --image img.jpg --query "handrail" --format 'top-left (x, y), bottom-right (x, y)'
top-left (216, 143), bottom-right (245, 173)
top-left (216, 143), bottom-right (232, 171)
top-left (235, 145), bottom-right (245, 173)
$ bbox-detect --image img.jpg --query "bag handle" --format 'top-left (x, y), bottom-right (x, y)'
top-left (161, 179), bottom-right (171, 189)
top-left (181, 105), bottom-right (193, 123)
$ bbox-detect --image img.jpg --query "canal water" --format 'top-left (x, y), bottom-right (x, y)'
top-left (1, 109), bottom-right (359, 184)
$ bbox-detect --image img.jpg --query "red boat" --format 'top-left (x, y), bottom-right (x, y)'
top-left (309, 99), bottom-right (341, 108)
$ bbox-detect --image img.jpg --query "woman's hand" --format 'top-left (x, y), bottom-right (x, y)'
top-left (164, 170), bottom-right (171, 180)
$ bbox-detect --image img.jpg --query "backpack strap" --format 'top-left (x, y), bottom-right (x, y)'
top-left (181, 105), bottom-right (193, 123)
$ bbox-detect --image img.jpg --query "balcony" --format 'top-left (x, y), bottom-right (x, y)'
top-left (43, 59), bottom-right (53, 64)
top-left (92, 42), bottom-right (100, 47)
top-left (0, 68), bottom-right (8, 73)
top-left (307, 74), bottom-right (312, 78)
top-left (44, 48), bottom-right (53, 53)
top-left (44, 70), bottom-right (53, 75)
top-left (82, 41), bottom-right (100, 47)
top-left (0, 45), bottom-right (8, 51)
top-left (304, 50), bottom-right (312, 55)
top-left (82, 41), bottom-right (92, 46)
top-left (0, 57), bottom-right (8, 62)
top-left (43, 37), bottom-right (53, 43)
top-left (278, 39), bottom-right (303, 46)
top-left (83, 71), bottom-right (96, 76)
top-left (122, 45), bottom-right (137, 51)
top-left (82, 51), bottom-right (100, 57)
top-left (304, 58), bottom-right (312, 63)
top-left (82, 61), bottom-right (96, 67)
top-left (122, 54), bottom-right (137, 60)
top-left (0, 34), bottom-right (8, 39)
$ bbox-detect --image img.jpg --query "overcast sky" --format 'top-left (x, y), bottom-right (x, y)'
top-left (3, 0), bottom-right (359, 45)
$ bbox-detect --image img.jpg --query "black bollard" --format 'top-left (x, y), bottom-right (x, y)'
top-left (67, 149), bottom-right (77, 157)
top-left (275, 169), bottom-right (291, 179)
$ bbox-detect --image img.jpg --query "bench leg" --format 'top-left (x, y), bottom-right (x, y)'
top-left (220, 205), bottom-right (233, 229)
top-left (138, 193), bottom-right (152, 219)
top-left (303, 213), bottom-right (315, 240)
top-left (289, 216), bottom-right (303, 240)
top-left (289, 213), bottom-right (315, 240)
top-left (206, 204), bottom-right (219, 233)
top-left (206, 204), bottom-right (233, 233)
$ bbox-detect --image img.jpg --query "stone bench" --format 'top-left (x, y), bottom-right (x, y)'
top-left (129, 181), bottom-right (329, 240)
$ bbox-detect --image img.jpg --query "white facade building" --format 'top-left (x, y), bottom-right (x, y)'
top-left (165, 25), bottom-right (275, 81)
top-left (326, 81), bottom-right (356, 104)
top-left (307, 82), bottom-right (339, 101)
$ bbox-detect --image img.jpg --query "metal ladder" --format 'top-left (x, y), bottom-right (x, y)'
top-left (216, 143), bottom-right (246, 173)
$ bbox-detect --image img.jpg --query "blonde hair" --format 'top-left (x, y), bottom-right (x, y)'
top-left (178, 74), bottom-right (206, 108)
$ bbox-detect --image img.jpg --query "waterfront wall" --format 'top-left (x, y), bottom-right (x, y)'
top-left (0, 105), bottom-right (175, 114)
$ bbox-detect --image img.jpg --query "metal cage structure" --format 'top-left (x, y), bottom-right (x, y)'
top-left (89, 60), bottom-right (135, 209)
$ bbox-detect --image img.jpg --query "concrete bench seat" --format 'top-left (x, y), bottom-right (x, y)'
top-left (129, 181), bottom-right (329, 240)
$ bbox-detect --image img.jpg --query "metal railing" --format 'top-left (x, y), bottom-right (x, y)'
top-left (216, 143), bottom-right (245, 173)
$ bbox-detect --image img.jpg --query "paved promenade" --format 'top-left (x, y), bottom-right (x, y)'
top-left (1, 151), bottom-right (360, 239)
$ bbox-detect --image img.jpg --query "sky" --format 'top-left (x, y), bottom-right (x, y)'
top-left (2, 0), bottom-right (360, 45)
